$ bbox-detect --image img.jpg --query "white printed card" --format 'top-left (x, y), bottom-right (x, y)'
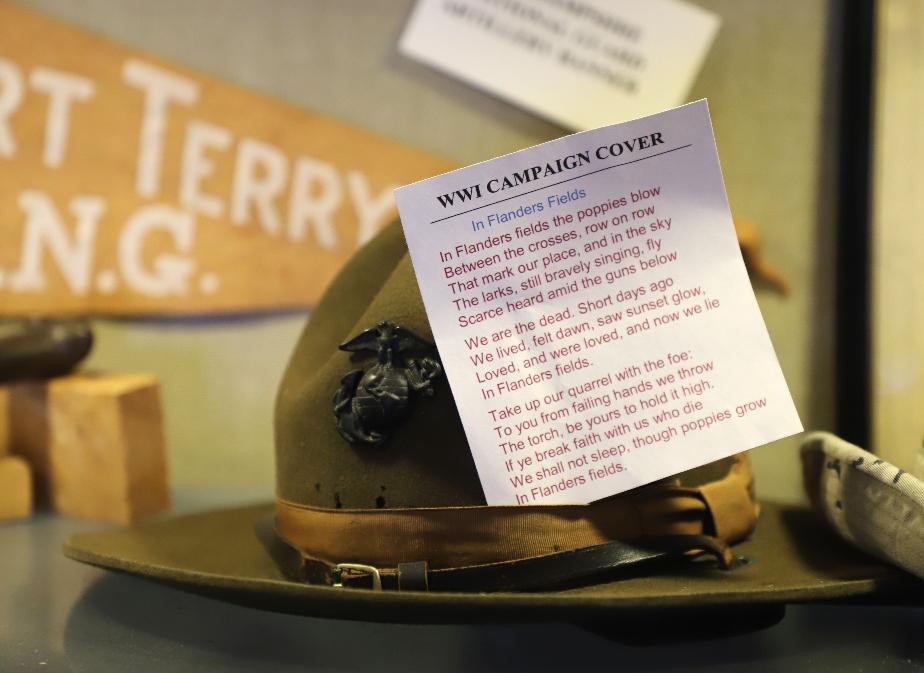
top-left (396, 101), bottom-right (801, 505)
top-left (399, 0), bottom-right (720, 130)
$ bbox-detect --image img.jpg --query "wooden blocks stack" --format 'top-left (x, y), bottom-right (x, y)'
top-left (6, 373), bottom-right (169, 523)
top-left (0, 387), bottom-right (33, 521)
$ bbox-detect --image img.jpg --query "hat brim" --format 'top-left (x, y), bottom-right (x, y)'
top-left (63, 500), bottom-right (922, 623)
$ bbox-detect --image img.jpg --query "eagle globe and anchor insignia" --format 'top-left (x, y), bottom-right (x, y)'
top-left (332, 321), bottom-right (443, 445)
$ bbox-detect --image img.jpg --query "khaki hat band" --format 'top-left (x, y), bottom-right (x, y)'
top-left (275, 458), bottom-right (757, 571)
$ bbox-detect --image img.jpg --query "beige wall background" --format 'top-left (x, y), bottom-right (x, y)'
top-left (12, 0), bottom-right (839, 503)
top-left (873, 0), bottom-right (924, 477)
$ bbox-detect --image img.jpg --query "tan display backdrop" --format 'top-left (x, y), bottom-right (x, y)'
top-left (9, 0), bottom-right (838, 502)
top-left (0, 1), bottom-right (452, 315)
top-left (872, 0), bottom-right (924, 474)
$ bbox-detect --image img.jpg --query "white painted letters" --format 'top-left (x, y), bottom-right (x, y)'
top-left (230, 137), bottom-right (287, 235)
top-left (347, 170), bottom-right (397, 245)
top-left (0, 58), bottom-right (24, 159)
top-left (180, 120), bottom-right (231, 218)
top-left (288, 157), bottom-right (341, 249)
top-left (11, 190), bottom-right (104, 294)
top-left (123, 60), bottom-right (198, 199)
top-left (119, 204), bottom-right (195, 297)
top-left (30, 67), bottom-right (95, 168)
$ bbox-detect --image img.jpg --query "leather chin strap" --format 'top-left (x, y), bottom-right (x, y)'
top-left (256, 515), bottom-right (739, 592)
top-left (326, 535), bottom-right (738, 592)
top-left (265, 454), bottom-right (757, 592)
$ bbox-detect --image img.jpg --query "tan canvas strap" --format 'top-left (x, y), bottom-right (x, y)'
top-left (701, 454), bottom-right (760, 541)
top-left (275, 454), bottom-right (757, 572)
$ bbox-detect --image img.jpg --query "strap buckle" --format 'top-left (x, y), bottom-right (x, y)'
top-left (332, 563), bottom-right (382, 590)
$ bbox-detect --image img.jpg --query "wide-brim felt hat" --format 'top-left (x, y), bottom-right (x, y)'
top-left (65, 221), bottom-right (924, 624)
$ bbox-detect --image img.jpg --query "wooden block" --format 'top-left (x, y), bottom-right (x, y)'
top-left (0, 455), bottom-right (33, 521)
top-left (8, 373), bottom-right (169, 523)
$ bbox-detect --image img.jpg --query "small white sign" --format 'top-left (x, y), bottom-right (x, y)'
top-left (399, 0), bottom-right (720, 130)
top-left (396, 101), bottom-right (801, 505)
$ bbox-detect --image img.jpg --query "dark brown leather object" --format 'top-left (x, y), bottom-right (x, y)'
top-left (0, 318), bottom-right (93, 382)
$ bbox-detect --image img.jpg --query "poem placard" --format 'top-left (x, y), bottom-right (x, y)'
top-left (396, 101), bottom-right (801, 505)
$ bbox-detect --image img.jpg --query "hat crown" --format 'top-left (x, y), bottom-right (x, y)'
top-left (275, 221), bottom-right (486, 510)
top-left (276, 221), bottom-right (739, 510)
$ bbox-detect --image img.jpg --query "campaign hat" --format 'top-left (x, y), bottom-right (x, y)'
top-left (65, 221), bottom-right (923, 623)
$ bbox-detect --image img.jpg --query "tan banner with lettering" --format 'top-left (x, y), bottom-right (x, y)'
top-left (0, 2), bottom-right (454, 315)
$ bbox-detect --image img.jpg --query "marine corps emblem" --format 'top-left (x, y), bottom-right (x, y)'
top-left (332, 321), bottom-right (443, 445)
